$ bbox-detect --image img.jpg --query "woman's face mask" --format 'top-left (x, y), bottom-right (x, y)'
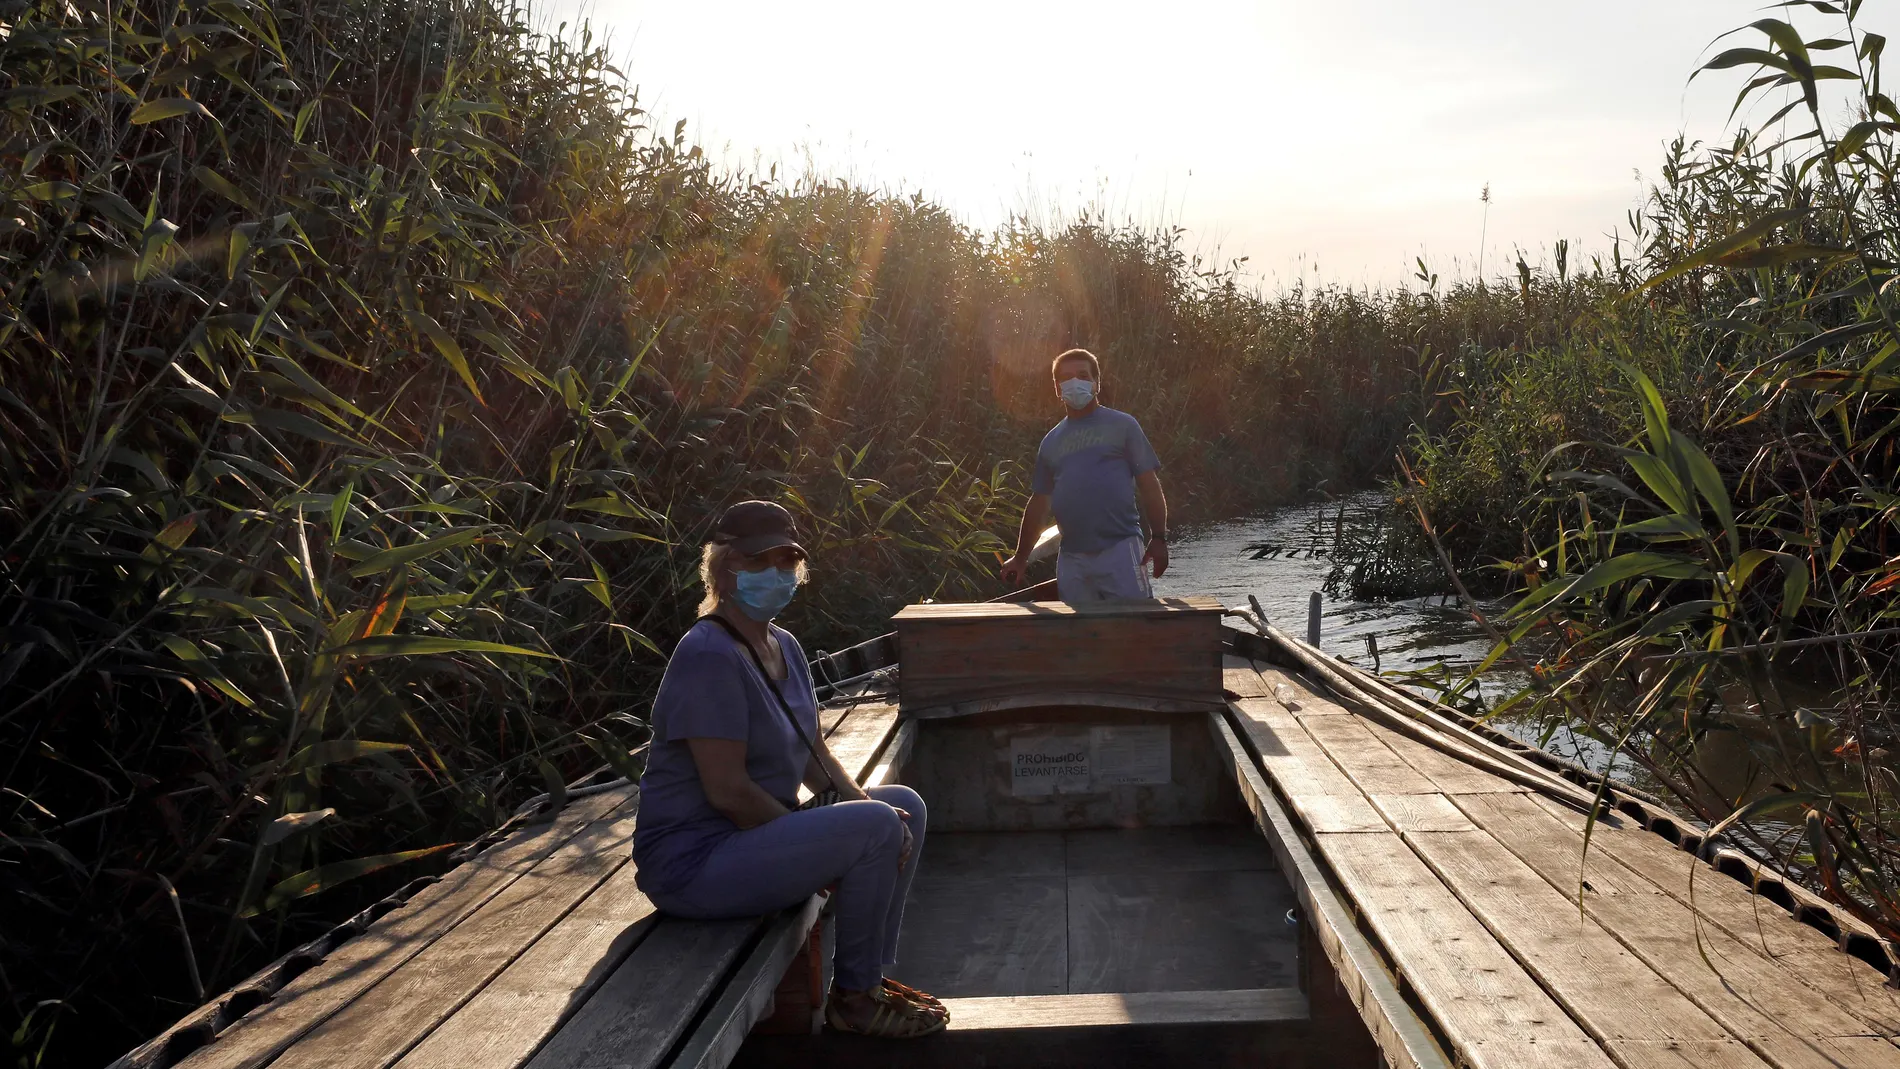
top-left (732, 564), bottom-right (800, 620)
top-left (1059, 377), bottom-right (1096, 410)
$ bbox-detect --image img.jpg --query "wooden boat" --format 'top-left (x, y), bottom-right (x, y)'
top-left (117, 595), bottom-right (1900, 1069)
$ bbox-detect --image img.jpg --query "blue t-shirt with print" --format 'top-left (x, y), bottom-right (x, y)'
top-left (1031, 406), bottom-right (1161, 555)
top-left (632, 620), bottom-right (818, 896)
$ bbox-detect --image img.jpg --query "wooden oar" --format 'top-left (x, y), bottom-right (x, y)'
top-left (995, 527), bottom-right (1061, 602)
top-left (1227, 608), bottom-right (1606, 814)
top-left (1026, 524), bottom-right (1061, 565)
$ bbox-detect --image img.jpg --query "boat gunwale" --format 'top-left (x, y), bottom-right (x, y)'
top-left (1205, 706), bottom-right (1454, 1069)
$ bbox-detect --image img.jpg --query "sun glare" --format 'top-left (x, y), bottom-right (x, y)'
top-left (537, 0), bottom-right (1884, 287)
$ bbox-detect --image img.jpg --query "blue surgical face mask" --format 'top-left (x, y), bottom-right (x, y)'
top-left (1059, 377), bottom-right (1095, 410)
top-left (732, 565), bottom-right (799, 621)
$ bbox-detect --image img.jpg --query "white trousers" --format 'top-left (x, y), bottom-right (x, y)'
top-left (1056, 535), bottom-right (1154, 603)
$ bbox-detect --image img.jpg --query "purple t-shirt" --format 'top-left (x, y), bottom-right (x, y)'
top-left (632, 620), bottom-right (819, 896)
top-left (1032, 406), bottom-right (1161, 555)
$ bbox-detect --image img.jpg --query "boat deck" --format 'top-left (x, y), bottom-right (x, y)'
top-left (119, 622), bottom-right (1900, 1069)
top-left (1219, 648), bottom-right (1900, 1069)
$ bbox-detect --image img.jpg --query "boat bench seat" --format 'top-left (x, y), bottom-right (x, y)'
top-left (116, 702), bottom-right (904, 1069)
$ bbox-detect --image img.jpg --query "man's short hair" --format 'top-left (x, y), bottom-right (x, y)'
top-left (1051, 348), bottom-right (1101, 381)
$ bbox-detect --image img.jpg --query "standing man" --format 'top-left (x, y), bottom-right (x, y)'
top-left (999, 349), bottom-right (1168, 601)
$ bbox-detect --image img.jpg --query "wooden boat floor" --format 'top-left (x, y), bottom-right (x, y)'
top-left (897, 826), bottom-right (1299, 998)
top-left (1223, 654), bottom-right (1900, 1069)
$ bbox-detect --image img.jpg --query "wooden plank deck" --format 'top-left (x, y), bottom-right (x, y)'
top-left (1221, 652), bottom-right (1900, 1069)
top-left (165, 789), bottom-right (636, 1069)
top-left (899, 826), bottom-right (1296, 998)
top-left (158, 698), bottom-right (903, 1069)
top-left (129, 620), bottom-right (1899, 1069)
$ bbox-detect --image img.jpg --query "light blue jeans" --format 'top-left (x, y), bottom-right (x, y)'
top-left (646, 784), bottom-right (926, 991)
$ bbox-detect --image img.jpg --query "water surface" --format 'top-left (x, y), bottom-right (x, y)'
top-left (1154, 496), bottom-right (1643, 782)
top-left (1155, 499), bottom-right (1488, 679)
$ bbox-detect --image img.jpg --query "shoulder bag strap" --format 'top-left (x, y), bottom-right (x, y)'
top-left (696, 614), bottom-right (841, 796)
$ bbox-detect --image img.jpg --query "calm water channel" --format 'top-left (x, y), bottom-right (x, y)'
top-left (1153, 495), bottom-right (1643, 782)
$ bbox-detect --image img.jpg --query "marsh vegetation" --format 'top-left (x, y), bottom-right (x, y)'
top-left (6, 0), bottom-right (1900, 1062)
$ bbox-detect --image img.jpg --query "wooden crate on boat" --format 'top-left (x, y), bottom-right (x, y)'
top-left (893, 596), bottom-right (1225, 712)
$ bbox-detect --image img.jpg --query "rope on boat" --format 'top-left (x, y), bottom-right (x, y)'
top-left (813, 664), bottom-right (898, 703)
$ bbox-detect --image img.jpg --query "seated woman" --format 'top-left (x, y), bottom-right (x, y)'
top-left (633, 500), bottom-right (945, 1038)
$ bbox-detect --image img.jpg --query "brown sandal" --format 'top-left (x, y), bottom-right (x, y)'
top-left (824, 984), bottom-right (947, 1038)
top-left (881, 978), bottom-right (948, 1019)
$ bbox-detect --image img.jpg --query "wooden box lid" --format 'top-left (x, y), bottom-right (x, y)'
top-left (892, 596), bottom-right (1227, 715)
top-left (893, 595), bottom-right (1225, 622)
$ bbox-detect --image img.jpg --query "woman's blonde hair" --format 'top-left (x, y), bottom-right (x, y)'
top-left (697, 542), bottom-right (809, 617)
top-left (697, 543), bottom-right (735, 617)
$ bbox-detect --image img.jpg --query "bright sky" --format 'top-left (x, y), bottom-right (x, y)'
top-left (532, 1), bottom-right (1890, 289)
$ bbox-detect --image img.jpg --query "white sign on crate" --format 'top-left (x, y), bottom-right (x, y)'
top-left (1008, 726), bottom-right (1172, 796)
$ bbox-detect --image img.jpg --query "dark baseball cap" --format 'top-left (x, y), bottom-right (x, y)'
top-left (711, 500), bottom-right (807, 558)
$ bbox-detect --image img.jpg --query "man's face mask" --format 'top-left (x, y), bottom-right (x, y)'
top-left (1059, 377), bottom-right (1096, 410)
